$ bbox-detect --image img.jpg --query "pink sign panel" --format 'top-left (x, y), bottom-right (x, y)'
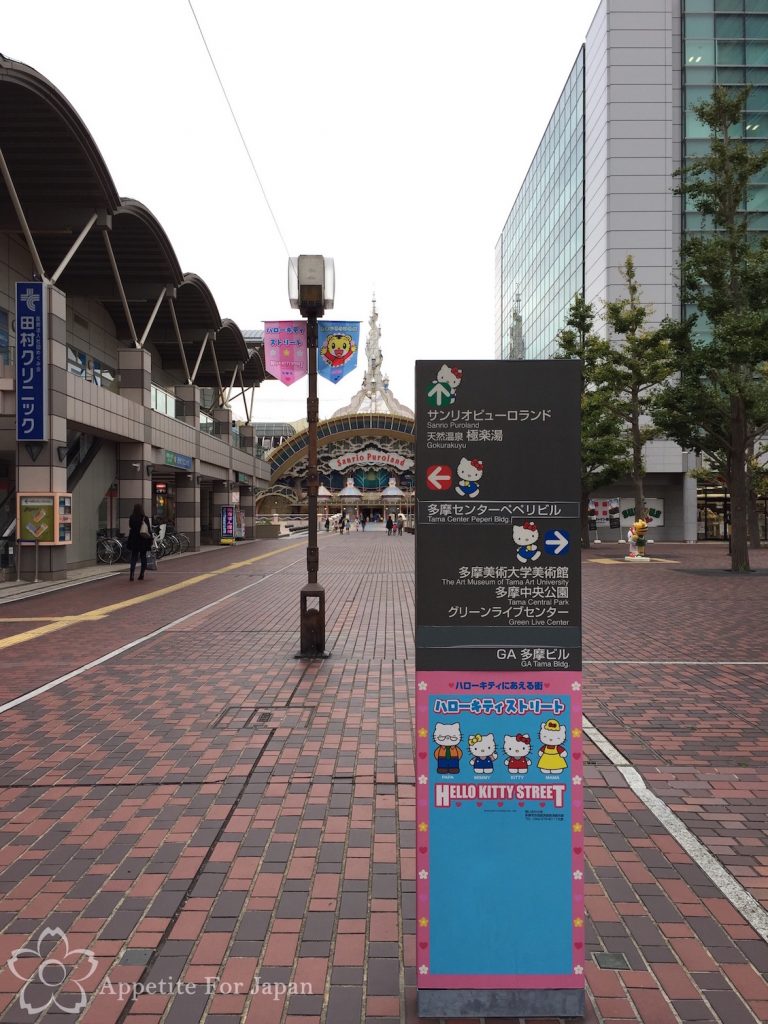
top-left (263, 321), bottom-right (308, 386)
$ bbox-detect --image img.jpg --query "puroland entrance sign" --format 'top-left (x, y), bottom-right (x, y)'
top-left (415, 360), bottom-right (584, 1019)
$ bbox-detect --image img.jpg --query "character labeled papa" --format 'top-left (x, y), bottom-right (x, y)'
top-left (504, 733), bottom-right (531, 775)
top-left (513, 520), bottom-right (541, 562)
top-left (433, 723), bottom-right (463, 774)
top-left (468, 733), bottom-right (497, 774)
top-left (537, 719), bottom-right (568, 775)
top-left (455, 457), bottom-right (483, 498)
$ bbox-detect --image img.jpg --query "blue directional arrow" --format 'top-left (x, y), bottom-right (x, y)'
top-left (544, 529), bottom-right (569, 556)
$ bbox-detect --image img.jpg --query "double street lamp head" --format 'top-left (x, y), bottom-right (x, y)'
top-left (288, 255), bottom-right (335, 318)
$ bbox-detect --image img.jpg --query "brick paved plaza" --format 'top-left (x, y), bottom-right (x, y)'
top-left (0, 530), bottom-right (767, 1023)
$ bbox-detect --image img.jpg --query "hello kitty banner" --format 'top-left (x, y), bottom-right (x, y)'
top-left (263, 321), bottom-right (308, 386)
top-left (317, 321), bottom-right (360, 384)
top-left (415, 669), bottom-right (584, 990)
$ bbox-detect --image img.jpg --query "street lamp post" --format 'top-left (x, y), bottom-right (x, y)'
top-left (289, 255), bottom-right (334, 657)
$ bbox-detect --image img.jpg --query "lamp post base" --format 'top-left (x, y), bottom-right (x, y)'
top-left (295, 582), bottom-right (330, 658)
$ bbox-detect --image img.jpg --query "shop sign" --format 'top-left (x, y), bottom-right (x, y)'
top-left (329, 448), bottom-right (414, 472)
top-left (415, 360), bottom-right (583, 1019)
top-left (619, 497), bottom-right (664, 526)
top-left (263, 321), bottom-right (308, 385)
top-left (16, 493), bottom-right (73, 546)
top-left (589, 497), bottom-right (619, 528)
top-left (220, 505), bottom-right (235, 544)
top-left (164, 451), bottom-right (193, 471)
top-left (15, 281), bottom-right (47, 441)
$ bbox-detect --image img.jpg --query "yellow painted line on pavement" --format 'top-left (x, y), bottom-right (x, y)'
top-left (0, 543), bottom-right (305, 652)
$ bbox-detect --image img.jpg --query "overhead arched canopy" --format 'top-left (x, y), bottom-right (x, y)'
top-left (0, 57), bottom-right (120, 235)
top-left (0, 57), bottom-right (265, 402)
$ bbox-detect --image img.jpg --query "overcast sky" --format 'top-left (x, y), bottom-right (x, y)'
top-left (4, 0), bottom-right (599, 423)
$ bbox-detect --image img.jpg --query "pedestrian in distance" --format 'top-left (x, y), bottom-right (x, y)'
top-left (397, 513), bottom-right (405, 537)
top-left (324, 517), bottom-right (330, 532)
top-left (345, 517), bottom-right (351, 533)
top-left (386, 515), bottom-right (393, 536)
top-left (127, 502), bottom-right (152, 581)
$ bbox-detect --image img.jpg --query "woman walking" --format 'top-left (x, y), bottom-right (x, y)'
top-left (127, 503), bottom-right (152, 581)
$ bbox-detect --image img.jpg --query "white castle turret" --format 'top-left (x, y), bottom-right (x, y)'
top-left (332, 297), bottom-right (414, 418)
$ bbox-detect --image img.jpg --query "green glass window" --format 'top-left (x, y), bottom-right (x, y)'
top-left (687, 39), bottom-right (716, 64)
top-left (715, 12), bottom-right (744, 33)
top-left (686, 0), bottom-right (715, 10)
top-left (717, 66), bottom-right (746, 81)
top-left (715, 0), bottom-right (743, 10)
top-left (717, 39), bottom-right (746, 62)
top-left (686, 13), bottom-right (715, 33)
top-left (747, 185), bottom-right (768, 209)
top-left (746, 13), bottom-right (768, 34)
top-left (746, 39), bottom-right (768, 60)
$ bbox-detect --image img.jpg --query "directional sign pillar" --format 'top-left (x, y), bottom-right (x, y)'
top-left (415, 360), bottom-right (584, 1019)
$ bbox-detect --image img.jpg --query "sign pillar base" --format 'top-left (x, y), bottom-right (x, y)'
top-left (418, 987), bottom-right (584, 1019)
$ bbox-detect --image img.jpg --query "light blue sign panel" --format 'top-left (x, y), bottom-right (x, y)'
top-left (317, 321), bottom-right (360, 384)
top-left (15, 282), bottom-right (47, 441)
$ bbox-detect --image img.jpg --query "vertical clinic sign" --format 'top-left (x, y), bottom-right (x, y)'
top-left (16, 282), bottom-right (47, 441)
top-left (415, 360), bottom-right (584, 1019)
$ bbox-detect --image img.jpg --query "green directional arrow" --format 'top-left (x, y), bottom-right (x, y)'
top-left (426, 381), bottom-right (452, 407)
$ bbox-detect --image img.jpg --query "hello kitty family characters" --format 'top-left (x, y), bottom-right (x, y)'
top-left (537, 719), bottom-right (568, 775)
top-left (468, 734), bottom-right (497, 774)
top-left (435, 364), bottom-right (463, 401)
top-left (512, 520), bottom-right (541, 562)
top-left (455, 457), bottom-right (484, 498)
top-left (503, 733), bottom-right (531, 775)
top-left (433, 723), bottom-right (463, 774)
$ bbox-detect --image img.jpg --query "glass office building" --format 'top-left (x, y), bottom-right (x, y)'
top-left (494, 0), bottom-right (768, 541)
top-left (495, 51), bottom-right (585, 361)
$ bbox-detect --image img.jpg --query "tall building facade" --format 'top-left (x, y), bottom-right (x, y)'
top-left (496, 0), bottom-right (768, 542)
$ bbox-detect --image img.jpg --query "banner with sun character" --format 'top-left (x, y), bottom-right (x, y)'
top-left (317, 321), bottom-right (360, 384)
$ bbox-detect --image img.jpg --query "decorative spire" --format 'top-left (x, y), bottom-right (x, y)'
top-left (331, 297), bottom-right (414, 418)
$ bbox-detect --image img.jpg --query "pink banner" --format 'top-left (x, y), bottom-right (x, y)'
top-left (263, 321), bottom-right (308, 386)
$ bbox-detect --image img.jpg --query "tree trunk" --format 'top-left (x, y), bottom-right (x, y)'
top-left (631, 400), bottom-right (646, 520)
top-left (581, 490), bottom-right (591, 549)
top-left (729, 396), bottom-right (750, 571)
top-left (748, 483), bottom-right (762, 549)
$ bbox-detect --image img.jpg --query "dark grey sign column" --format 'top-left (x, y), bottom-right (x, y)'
top-left (415, 360), bottom-right (584, 1019)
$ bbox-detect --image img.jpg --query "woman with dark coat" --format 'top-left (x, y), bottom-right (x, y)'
top-left (127, 503), bottom-right (152, 580)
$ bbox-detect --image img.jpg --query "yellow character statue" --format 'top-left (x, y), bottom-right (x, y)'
top-left (627, 518), bottom-right (648, 558)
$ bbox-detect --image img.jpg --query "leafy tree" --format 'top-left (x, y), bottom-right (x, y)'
top-left (553, 293), bottom-right (632, 547)
top-left (602, 257), bottom-right (674, 523)
top-left (653, 86), bottom-right (768, 571)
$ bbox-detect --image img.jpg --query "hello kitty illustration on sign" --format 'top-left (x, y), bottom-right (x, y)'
top-left (433, 723), bottom-right (463, 775)
top-left (427, 364), bottom-right (463, 407)
top-left (455, 457), bottom-right (483, 498)
top-left (513, 520), bottom-right (541, 562)
top-left (503, 733), bottom-right (531, 775)
top-left (468, 733), bottom-right (497, 774)
top-left (537, 719), bottom-right (568, 776)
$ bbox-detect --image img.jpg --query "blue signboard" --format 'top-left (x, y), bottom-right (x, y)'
top-left (317, 321), bottom-right (360, 384)
top-left (15, 282), bottom-right (47, 441)
top-left (220, 505), bottom-right (235, 543)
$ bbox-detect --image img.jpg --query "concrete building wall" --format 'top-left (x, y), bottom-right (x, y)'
top-left (585, 0), bottom-right (682, 323)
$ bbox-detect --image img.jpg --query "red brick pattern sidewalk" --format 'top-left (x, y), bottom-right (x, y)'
top-left (0, 536), bottom-right (766, 1022)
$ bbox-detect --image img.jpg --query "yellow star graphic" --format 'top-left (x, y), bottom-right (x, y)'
top-left (419, 917), bottom-right (429, 927)
top-left (572, 727), bottom-right (582, 738)
top-left (418, 727), bottom-right (428, 738)
top-left (573, 917), bottom-right (584, 928)
top-left (418, 822), bottom-right (428, 832)
top-left (573, 822), bottom-right (583, 833)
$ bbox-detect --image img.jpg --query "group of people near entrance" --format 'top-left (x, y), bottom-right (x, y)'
top-left (322, 512), bottom-right (405, 536)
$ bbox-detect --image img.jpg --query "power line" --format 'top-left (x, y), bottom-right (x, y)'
top-left (186, 0), bottom-right (293, 261)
